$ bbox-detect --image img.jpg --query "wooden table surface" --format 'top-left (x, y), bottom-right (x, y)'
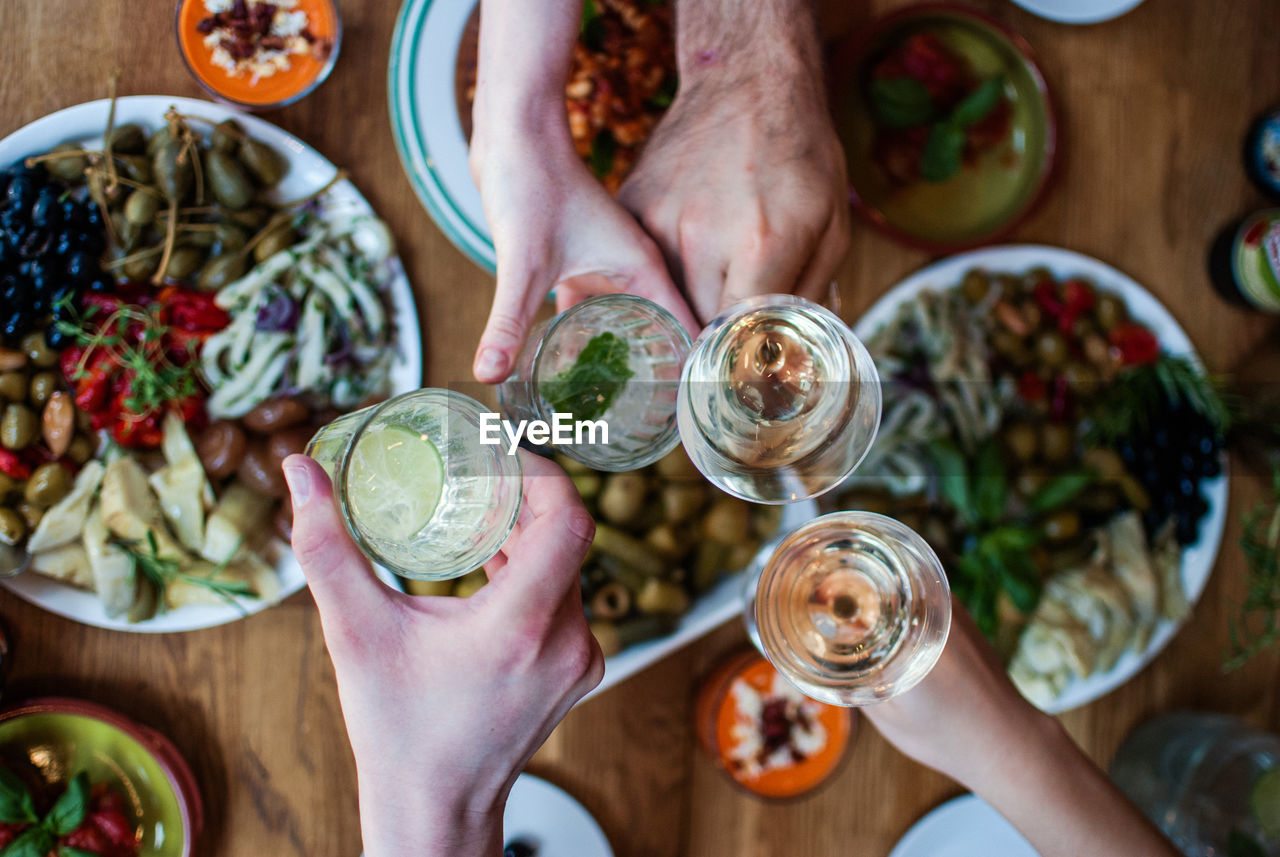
top-left (3, 0), bottom-right (1280, 855)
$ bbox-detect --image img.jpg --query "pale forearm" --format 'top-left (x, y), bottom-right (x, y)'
top-left (674, 0), bottom-right (824, 91)
top-left (964, 716), bottom-right (1178, 857)
top-left (358, 773), bottom-right (504, 857)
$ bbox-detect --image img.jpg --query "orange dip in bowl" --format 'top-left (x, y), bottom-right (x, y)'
top-left (176, 0), bottom-right (340, 109)
top-left (695, 650), bottom-right (854, 800)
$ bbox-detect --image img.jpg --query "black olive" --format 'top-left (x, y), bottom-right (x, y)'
top-left (1142, 508), bottom-right (1164, 537)
top-left (64, 251), bottom-right (94, 283)
top-left (1177, 476), bottom-right (1196, 498)
top-left (84, 276), bottom-right (110, 293)
top-left (1152, 427), bottom-right (1170, 449)
top-left (51, 227), bottom-right (75, 257)
top-left (503, 840), bottom-right (538, 857)
top-left (83, 201), bottom-right (103, 229)
top-left (44, 326), bottom-right (72, 351)
top-left (29, 186), bottom-right (60, 230)
top-left (59, 197), bottom-right (77, 223)
top-left (4, 176), bottom-right (33, 211)
top-left (17, 227), bottom-right (50, 260)
top-left (1118, 441), bottom-right (1136, 465)
top-left (1175, 515), bottom-right (1198, 545)
top-left (1200, 455), bottom-right (1221, 478)
top-left (49, 287), bottom-right (77, 322)
top-left (77, 228), bottom-right (105, 257)
top-left (1, 311), bottom-right (31, 344)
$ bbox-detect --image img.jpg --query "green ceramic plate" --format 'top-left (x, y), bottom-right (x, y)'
top-left (0, 699), bottom-right (201, 857)
top-left (831, 4), bottom-right (1057, 252)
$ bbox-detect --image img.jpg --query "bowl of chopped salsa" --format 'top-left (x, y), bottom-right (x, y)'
top-left (830, 4), bottom-right (1057, 252)
top-left (695, 650), bottom-right (854, 800)
top-left (175, 0), bottom-right (340, 110)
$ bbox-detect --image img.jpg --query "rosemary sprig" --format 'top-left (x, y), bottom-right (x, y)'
top-left (116, 531), bottom-right (256, 613)
top-left (1225, 466), bottom-right (1280, 671)
top-left (1086, 355), bottom-right (1231, 446)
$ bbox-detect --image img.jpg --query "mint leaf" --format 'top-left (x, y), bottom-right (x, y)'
top-left (927, 439), bottom-right (974, 524)
top-left (973, 440), bottom-right (1007, 524)
top-left (0, 766), bottom-right (37, 825)
top-left (0, 826), bottom-right (54, 857)
top-left (869, 78), bottom-right (934, 129)
top-left (920, 122), bottom-right (965, 182)
top-left (44, 771), bottom-right (89, 836)
top-left (950, 76), bottom-right (1005, 127)
top-left (589, 130), bottom-right (617, 180)
top-left (1028, 470), bottom-right (1096, 516)
top-left (540, 332), bottom-right (634, 423)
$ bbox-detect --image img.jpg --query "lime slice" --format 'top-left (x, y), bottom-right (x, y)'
top-left (1253, 766), bottom-right (1280, 840)
top-left (347, 424), bottom-right (444, 541)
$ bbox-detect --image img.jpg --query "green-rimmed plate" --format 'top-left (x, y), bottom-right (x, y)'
top-left (388, 0), bottom-right (495, 272)
top-left (0, 699), bottom-right (202, 856)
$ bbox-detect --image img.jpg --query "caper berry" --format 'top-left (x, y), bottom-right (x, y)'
top-left (124, 189), bottom-right (162, 226)
top-left (214, 222), bottom-right (248, 253)
top-left (206, 150), bottom-right (254, 210)
top-left (163, 246), bottom-right (206, 281)
top-left (237, 138), bottom-right (287, 187)
top-left (211, 119), bottom-right (243, 154)
top-left (107, 122), bottom-right (147, 154)
top-left (122, 250), bottom-right (160, 281)
top-left (24, 463), bottom-right (72, 508)
top-left (1, 404), bottom-right (39, 450)
top-left (224, 205), bottom-right (269, 230)
top-left (152, 139), bottom-right (193, 203)
top-left (44, 142), bottom-right (87, 182)
top-left (253, 221), bottom-right (296, 262)
top-left (197, 252), bottom-right (248, 291)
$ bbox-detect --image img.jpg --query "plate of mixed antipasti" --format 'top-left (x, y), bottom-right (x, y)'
top-left (841, 245), bottom-right (1228, 712)
top-left (0, 95), bottom-right (421, 632)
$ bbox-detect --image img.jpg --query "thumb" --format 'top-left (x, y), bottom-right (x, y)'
top-left (473, 265), bottom-right (548, 383)
top-left (282, 454), bottom-right (389, 625)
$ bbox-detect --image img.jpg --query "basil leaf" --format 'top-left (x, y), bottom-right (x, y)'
top-left (1227, 829), bottom-right (1267, 857)
top-left (589, 130), bottom-right (617, 180)
top-left (920, 122), bottom-right (964, 182)
top-left (0, 826), bottom-right (54, 857)
top-left (0, 767), bottom-right (37, 825)
top-left (973, 441), bottom-right (1007, 524)
top-left (580, 0), bottom-right (605, 52)
top-left (1029, 470), bottom-right (1096, 516)
top-left (45, 771), bottom-right (89, 836)
top-left (927, 440), bottom-right (974, 524)
top-left (869, 77), bottom-right (934, 129)
top-left (540, 331), bottom-right (634, 423)
top-left (950, 76), bottom-right (1005, 127)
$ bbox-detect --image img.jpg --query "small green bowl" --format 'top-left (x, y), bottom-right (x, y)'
top-left (0, 698), bottom-right (202, 857)
top-left (830, 3), bottom-right (1057, 252)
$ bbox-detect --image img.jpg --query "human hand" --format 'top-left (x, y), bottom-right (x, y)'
top-left (617, 19), bottom-right (851, 323)
top-left (468, 121), bottom-right (698, 384)
top-left (282, 451), bottom-right (604, 857)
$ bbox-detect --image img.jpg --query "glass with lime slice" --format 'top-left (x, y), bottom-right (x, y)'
top-left (306, 389), bottom-right (523, 581)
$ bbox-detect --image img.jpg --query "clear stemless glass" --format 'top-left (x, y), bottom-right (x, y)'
top-left (745, 512), bottom-right (951, 707)
top-left (497, 294), bottom-right (692, 471)
top-left (676, 295), bottom-right (881, 504)
top-left (305, 389), bottom-right (522, 581)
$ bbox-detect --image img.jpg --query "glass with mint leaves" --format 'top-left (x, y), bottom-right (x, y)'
top-left (497, 295), bottom-right (692, 471)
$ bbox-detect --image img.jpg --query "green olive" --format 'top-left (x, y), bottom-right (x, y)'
top-left (211, 119), bottom-right (243, 154)
top-left (107, 122), bottom-right (147, 154)
top-left (991, 330), bottom-right (1030, 365)
top-left (237, 138), bottom-right (287, 187)
top-left (0, 507), bottom-right (25, 546)
top-left (24, 463), bottom-right (72, 508)
top-left (961, 270), bottom-right (991, 303)
top-left (15, 501), bottom-right (42, 532)
top-left (1034, 330), bottom-right (1068, 368)
top-left (0, 473), bottom-right (15, 498)
top-left (253, 221), bottom-right (296, 262)
top-left (1003, 422), bottom-right (1039, 463)
top-left (1095, 293), bottom-right (1126, 332)
top-left (214, 222), bottom-right (248, 253)
top-left (206, 150), bottom-right (254, 210)
top-left (1082, 447), bottom-right (1126, 482)
top-left (124, 188), bottom-right (162, 226)
top-left (1041, 510), bottom-right (1081, 544)
top-left (1018, 298), bottom-right (1043, 332)
top-left (224, 205), bottom-right (270, 230)
top-left (1022, 267), bottom-right (1054, 292)
top-left (122, 250), bottom-right (160, 281)
top-left (27, 372), bottom-right (59, 409)
top-left (152, 139), bottom-right (193, 203)
top-left (198, 252), bottom-right (248, 291)
top-left (1, 404), bottom-right (38, 450)
top-left (1039, 422), bottom-right (1075, 463)
top-left (43, 142), bottom-right (87, 182)
top-left (145, 125), bottom-right (172, 158)
top-left (163, 246), bottom-right (206, 280)
top-left (66, 434), bottom-right (94, 465)
top-left (19, 332), bottom-right (56, 369)
top-left (116, 154), bottom-right (152, 185)
top-left (1014, 466), bottom-right (1050, 498)
top-left (1062, 360), bottom-right (1100, 397)
top-left (0, 372), bottom-right (27, 403)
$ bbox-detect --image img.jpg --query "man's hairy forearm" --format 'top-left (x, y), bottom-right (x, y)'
top-left (674, 0), bottom-right (823, 86)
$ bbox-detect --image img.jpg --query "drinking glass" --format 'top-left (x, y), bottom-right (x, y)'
top-left (745, 511), bottom-right (951, 706)
top-left (677, 295), bottom-right (881, 504)
top-left (497, 294), bottom-right (691, 471)
top-left (306, 388), bottom-right (523, 581)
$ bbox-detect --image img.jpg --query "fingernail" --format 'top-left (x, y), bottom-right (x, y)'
top-left (283, 462), bottom-right (311, 507)
top-left (477, 348), bottom-right (507, 379)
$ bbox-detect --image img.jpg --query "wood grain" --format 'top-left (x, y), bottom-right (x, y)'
top-left (2, 1), bottom-right (1279, 855)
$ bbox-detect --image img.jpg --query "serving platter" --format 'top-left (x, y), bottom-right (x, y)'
top-left (853, 245), bottom-right (1227, 713)
top-left (0, 96), bottom-right (423, 632)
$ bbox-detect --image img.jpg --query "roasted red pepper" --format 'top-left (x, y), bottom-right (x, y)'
top-left (0, 450), bottom-right (31, 481)
top-left (1108, 322), bottom-right (1160, 366)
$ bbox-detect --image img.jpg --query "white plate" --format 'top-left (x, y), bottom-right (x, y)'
top-left (0, 96), bottom-right (423, 633)
top-left (388, 0), bottom-right (495, 272)
top-left (503, 773), bottom-right (613, 857)
top-left (889, 794), bottom-right (1039, 857)
top-left (853, 245), bottom-right (1228, 713)
top-left (1009, 0), bottom-right (1145, 25)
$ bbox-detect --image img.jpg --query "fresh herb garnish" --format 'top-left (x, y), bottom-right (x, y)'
top-left (589, 130), bottom-right (618, 180)
top-left (117, 531), bottom-right (255, 613)
top-left (1087, 355), bottom-right (1230, 446)
top-left (540, 331), bottom-right (634, 424)
top-left (872, 74), bottom-right (1006, 183)
top-left (0, 769), bottom-right (91, 857)
top-left (869, 77), bottom-right (935, 129)
top-left (1225, 466), bottom-right (1280, 671)
top-left (580, 0), bottom-right (605, 52)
